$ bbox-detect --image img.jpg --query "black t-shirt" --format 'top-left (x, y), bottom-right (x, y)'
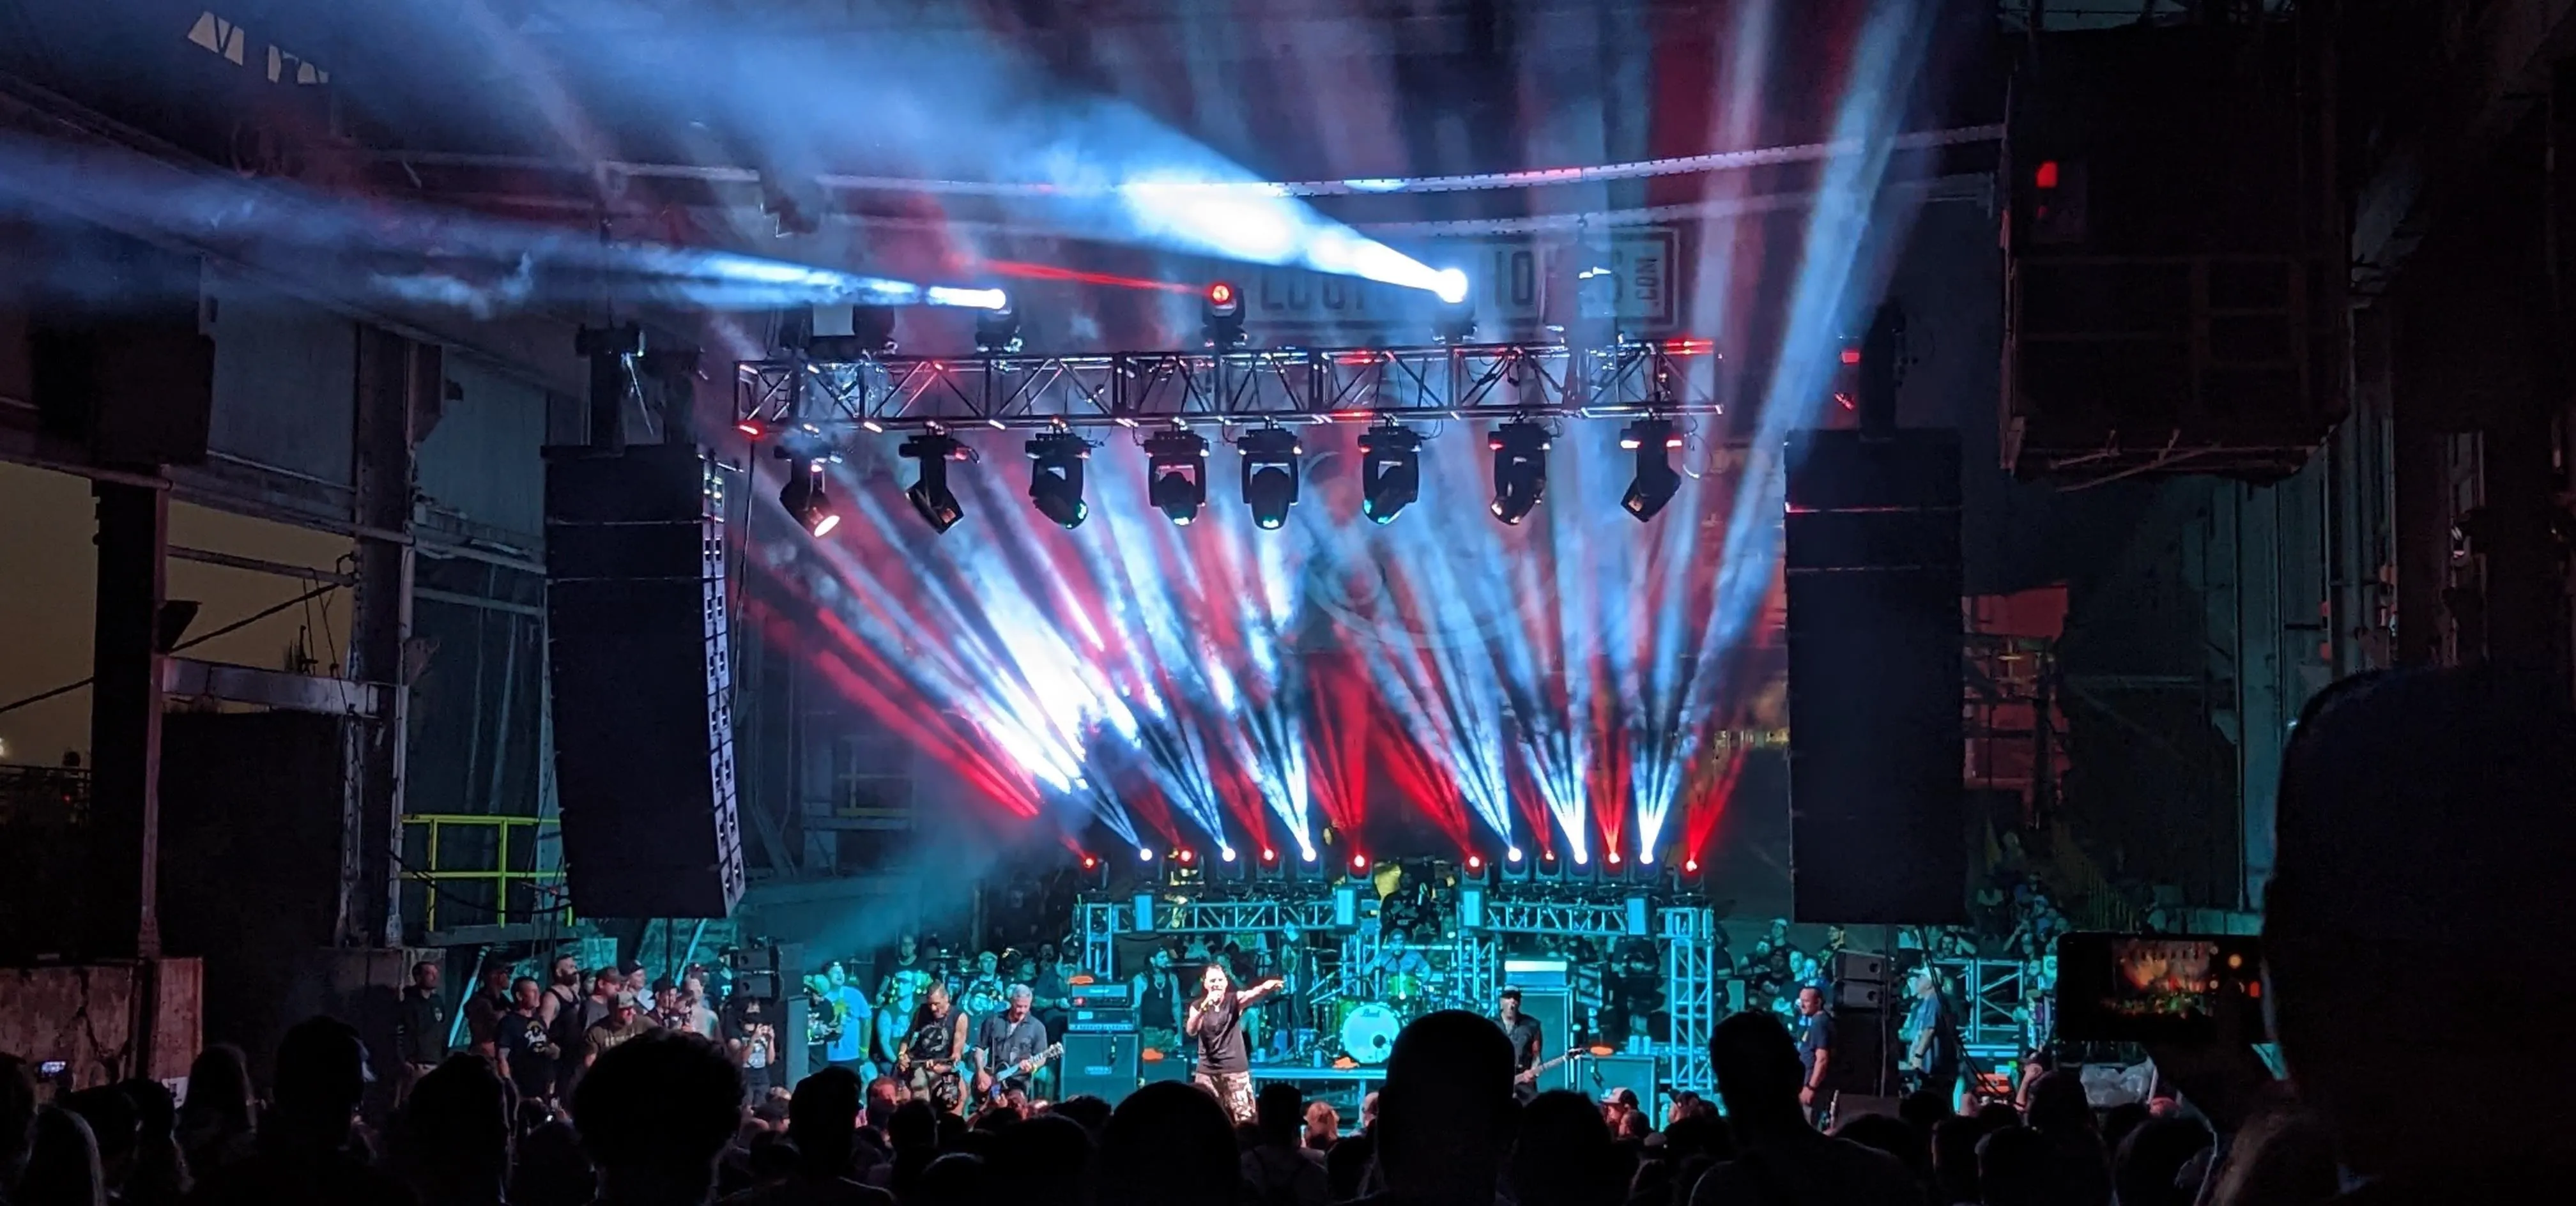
top-left (1503, 1014), bottom-right (1544, 1072)
top-left (1796, 1010), bottom-right (1835, 1080)
top-left (979, 1013), bottom-right (1050, 1079)
top-left (1192, 990), bottom-right (1249, 1074)
top-left (494, 1010), bottom-right (558, 1099)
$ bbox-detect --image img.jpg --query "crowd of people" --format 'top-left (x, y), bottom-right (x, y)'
top-left (0, 663), bottom-right (2563, 1206)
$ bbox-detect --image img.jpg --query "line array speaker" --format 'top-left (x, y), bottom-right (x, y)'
top-left (1784, 424), bottom-right (1966, 925)
top-left (544, 443), bottom-right (744, 918)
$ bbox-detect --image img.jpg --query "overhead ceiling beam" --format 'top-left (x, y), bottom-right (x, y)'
top-left (2351, 0), bottom-right (2576, 300)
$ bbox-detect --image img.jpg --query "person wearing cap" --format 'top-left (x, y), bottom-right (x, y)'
top-left (620, 959), bottom-right (650, 1007)
top-left (583, 990), bottom-right (658, 1072)
top-left (974, 984), bottom-right (1053, 1104)
top-left (650, 977), bottom-right (693, 1030)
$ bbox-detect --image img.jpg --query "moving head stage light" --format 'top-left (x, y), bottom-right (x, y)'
top-left (1145, 427), bottom-right (1211, 526)
top-left (900, 432), bottom-right (969, 533)
top-left (1238, 427), bottom-right (1302, 530)
top-left (1025, 431), bottom-right (1094, 529)
top-left (1488, 420), bottom-right (1551, 525)
top-left (1618, 418), bottom-right (1683, 523)
top-left (1202, 282), bottom-right (1247, 349)
top-left (1358, 421), bottom-right (1422, 525)
top-left (974, 299), bottom-right (1023, 355)
top-left (780, 461), bottom-right (840, 537)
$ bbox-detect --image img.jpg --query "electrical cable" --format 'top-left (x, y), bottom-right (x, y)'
top-left (0, 580), bottom-right (344, 719)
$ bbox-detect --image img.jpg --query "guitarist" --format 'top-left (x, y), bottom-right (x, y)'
top-left (1498, 988), bottom-right (1545, 1102)
top-left (898, 982), bottom-right (970, 1113)
top-left (974, 984), bottom-right (1055, 1103)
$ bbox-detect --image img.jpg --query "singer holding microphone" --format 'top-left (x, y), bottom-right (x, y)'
top-left (1184, 963), bottom-right (1283, 1123)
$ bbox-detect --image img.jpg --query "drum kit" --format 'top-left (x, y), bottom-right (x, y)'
top-left (1300, 954), bottom-right (1468, 1066)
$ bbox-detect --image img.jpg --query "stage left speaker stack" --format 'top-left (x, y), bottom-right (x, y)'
top-left (544, 443), bottom-right (746, 919)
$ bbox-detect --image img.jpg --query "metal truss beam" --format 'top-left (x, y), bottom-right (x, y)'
top-left (736, 340), bottom-right (1728, 434)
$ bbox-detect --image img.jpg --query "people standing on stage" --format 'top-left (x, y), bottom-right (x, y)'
top-left (1499, 988), bottom-right (1544, 1099)
top-left (974, 985), bottom-right (1052, 1104)
top-left (899, 982), bottom-right (970, 1113)
top-left (463, 963), bottom-right (512, 1060)
top-left (822, 961), bottom-right (870, 1072)
top-left (679, 970), bottom-right (722, 1039)
top-left (1793, 984), bottom-right (1835, 1126)
top-left (493, 977), bottom-right (562, 1109)
top-left (1185, 963), bottom-right (1282, 1124)
top-left (1133, 947), bottom-right (1184, 1050)
top-left (649, 977), bottom-right (693, 1031)
top-left (958, 950), bottom-right (1009, 1019)
top-left (875, 935), bottom-right (934, 1066)
top-left (1032, 945), bottom-right (1080, 1042)
top-left (396, 959), bottom-right (448, 1092)
top-left (1900, 966), bottom-right (1963, 1104)
top-left (727, 995), bottom-right (779, 1106)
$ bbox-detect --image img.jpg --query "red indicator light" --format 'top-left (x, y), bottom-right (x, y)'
top-left (736, 421), bottom-right (764, 436)
top-left (1839, 348), bottom-right (1862, 365)
top-left (2035, 160), bottom-right (2060, 190)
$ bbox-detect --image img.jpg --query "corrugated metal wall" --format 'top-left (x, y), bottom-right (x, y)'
top-left (422, 356), bottom-right (548, 540)
top-left (205, 270), bottom-right (355, 485)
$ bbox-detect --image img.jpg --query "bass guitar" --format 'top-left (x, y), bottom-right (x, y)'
top-left (973, 1042), bottom-right (1066, 1101)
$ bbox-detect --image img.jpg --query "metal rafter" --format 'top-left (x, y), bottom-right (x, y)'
top-left (736, 340), bottom-right (1728, 434)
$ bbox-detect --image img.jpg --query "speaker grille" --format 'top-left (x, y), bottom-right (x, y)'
top-left (544, 445), bottom-right (745, 919)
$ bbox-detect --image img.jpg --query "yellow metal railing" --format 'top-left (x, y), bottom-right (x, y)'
top-left (402, 814), bottom-right (570, 933)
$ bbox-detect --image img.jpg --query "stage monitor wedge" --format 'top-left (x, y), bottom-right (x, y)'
top-left (544, 443), bottom-right (745, 919)
top-left (1784, 427), bottom-right (1966, 926)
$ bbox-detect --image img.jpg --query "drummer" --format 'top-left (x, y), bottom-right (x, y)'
top-left (1372, 927), bottom-right (1433, 995)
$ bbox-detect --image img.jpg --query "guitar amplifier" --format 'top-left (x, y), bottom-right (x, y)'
top-left (1067, 1005), bottom-right (1136, 1032)
top-left (1060, 1031), bottom-right (1141, 1105)
top-left (1067, 982), bottom-right (1129, 1008)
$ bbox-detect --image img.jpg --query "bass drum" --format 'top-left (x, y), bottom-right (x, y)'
top-left (1337, 1002), bottom-right (1402, 1065)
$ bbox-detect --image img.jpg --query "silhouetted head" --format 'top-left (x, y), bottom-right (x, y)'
top-left (788, 1067), bottom-right (864, 1174)
top-left (1099, 1081), bottom-right (1238, 1206)
top-left (273, 1016), bottom-right (372, 1137)
top-left (571, 1030), bottom-right (742, 1200)
top-left (1977, 1126), bottom-right (2055, 1206)
top-left (2268, 666), bottom-right (2576, 1173)
top-left (24, 1106), bottom-right (104, 1206)
top-left (1708, 1011), bottom-right (1802, 1127)
top-left (1510, 1090), bottom-right (1622, 1206)
top-left (396, 1055), bottom-right (510, 1198)
top-left (1255, 1083), bottom-right (1303, 1146)
top-left (1376, 1011), bottom-right (1517, 1203)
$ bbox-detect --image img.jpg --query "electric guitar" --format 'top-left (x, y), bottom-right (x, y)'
top-left (1515, 1047), bottom-right (1584, 1087)
top-left (973, 1042), bottom-right (1065, 1099)
top-left (1504, 1051), bottom-right (1586, 1097)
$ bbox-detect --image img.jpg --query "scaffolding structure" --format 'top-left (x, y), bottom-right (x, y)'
top-left (736, 340), bottom-right (1730, 434)
top-left (1075, 883), bottom-right (1719, 1097)
top-left (1660, 907), bottom-right (1719, 1095)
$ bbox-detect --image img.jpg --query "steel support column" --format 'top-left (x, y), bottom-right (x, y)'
top-left (82, 480), bottom-right (169, 961)
top-left (343, 328), bottom-right (430, 947)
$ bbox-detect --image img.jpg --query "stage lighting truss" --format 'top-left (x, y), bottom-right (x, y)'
top-left (1236, 426), bottom-right (1302, 530)
top-left (898, 431), bottom-right (971, 533)
top-left (1618, 417), bottom-right (1685, 523)
top-left (1143, 427), bottom-right (1211, 526)
top-left (1488, 418), bottom-right (1551, 525)
top-left (1025, 429), bottom-right (1094, 530)
top-left (735, 339), bottom-right (1727, 437)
